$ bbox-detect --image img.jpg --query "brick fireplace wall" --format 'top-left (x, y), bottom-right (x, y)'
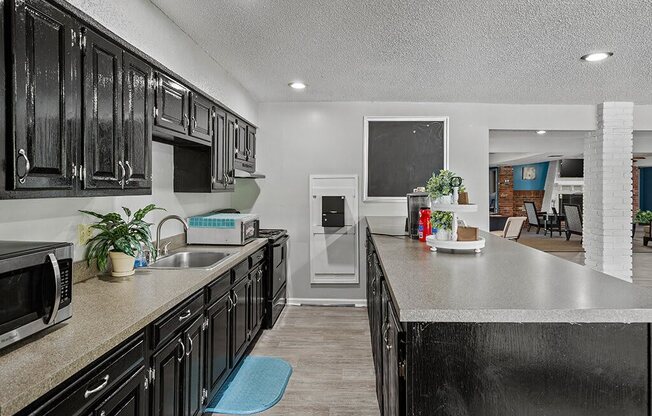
top-left (513, 190), bottom-right (545, 218)
top-left (498, 166), bottom-right (514, 216)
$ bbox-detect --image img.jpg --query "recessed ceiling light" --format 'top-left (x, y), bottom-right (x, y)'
top-left (580, 52), bottom-right (613, 62)
top-left (536, 130), bottom-right (547, 135)
top-left (289, 81), bottom-right (307, 90)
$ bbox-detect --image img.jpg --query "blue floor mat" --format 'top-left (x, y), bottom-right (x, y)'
top-left (204, 356), bottom-right (293, 415)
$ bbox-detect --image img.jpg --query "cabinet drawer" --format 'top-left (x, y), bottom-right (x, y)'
top-left (231, 259), bottom-right (249, 284)
top-left (152, 291), bottom-right (203, 348)
top-left (249, 248), bottom-right (266, 268)
top-left (30, 333), bottom-right (145, 416)
top-left (206, 272), bottom-right (230, 306)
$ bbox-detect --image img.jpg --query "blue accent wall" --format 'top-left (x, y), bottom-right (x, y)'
top-left (640, 167), bottom-right (652, 211)
top-left (513, 162), bottom-right (549, 191)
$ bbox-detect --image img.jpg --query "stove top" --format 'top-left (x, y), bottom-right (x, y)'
top-left (258, 229), bottom-right (287, 241)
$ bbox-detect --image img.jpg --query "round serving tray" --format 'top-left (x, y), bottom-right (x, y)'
top-left (426, 235), bottom-right (485, 253)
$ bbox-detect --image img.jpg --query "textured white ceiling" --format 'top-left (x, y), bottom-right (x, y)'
top-left (151, 0), bottom-right (652, 104)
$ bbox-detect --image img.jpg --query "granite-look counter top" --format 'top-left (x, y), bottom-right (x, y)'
top-left (367, 216), bottom-right (652, 323)
top-left (0, 239), bottom-right (267, 416)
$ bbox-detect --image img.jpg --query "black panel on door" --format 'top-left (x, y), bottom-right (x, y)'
top-left (155, 73), bottom-right (189, 135)
top-left (189, 92), bottom-right (213, 143)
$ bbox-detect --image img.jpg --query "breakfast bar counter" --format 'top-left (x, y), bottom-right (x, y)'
top-left (365, 216), bottom-right (652, 416)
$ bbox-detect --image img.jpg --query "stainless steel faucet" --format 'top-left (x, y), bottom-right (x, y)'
top-left (156, 215), bottom-right (188, 257)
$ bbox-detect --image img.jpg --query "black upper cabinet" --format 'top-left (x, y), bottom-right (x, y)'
top-left (189, 93), bottom-right (213, 144)
top-left (234, 120), bottom-right (247, 164)
top-left (224, 113), bottom-right (237, 189)
top-left (122, 53), bottom-right (153, 189)
top-left (246, 126), bottom-right (257, 168)
top-left (10, 0), bottom-right (80, 191)
top-left (212, 108), bottom-right (227, 190)
top-left (154, 72), bottom-right (190, 137)
top-left (81, 28), bottom-right (123, 190)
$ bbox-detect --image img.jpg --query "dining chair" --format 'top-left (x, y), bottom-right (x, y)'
top-left (564, 204), bottom-right (583, 241)
top-left (524, 202), bottom-right (544, 234)
top-left (491, 216), bottom-right (527, 241)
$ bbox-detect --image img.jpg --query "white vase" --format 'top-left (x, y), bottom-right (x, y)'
top-left (436, 229), bottom-right (450, 241)
top-left (109, 251), bottom-right (136, 277)
top-left (433, 195), bottom-right (452, 205)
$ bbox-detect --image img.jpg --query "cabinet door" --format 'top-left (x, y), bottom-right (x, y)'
top-left (183, 316), bottom-right (205, 416)
top-left (12, 0), bottom-right (79, 190)
top-left (224, 114), bottom-right (237, 189)
top-left (373, 258), bottom-right (384, 412)
top-left (82, 28), bottom-right (123, 190)
top-left (382, 298), bottom-right (402, 416)
top-left (93, 366), bottom-right (148, 416)
top-left (246, 277), bottom-right (253, 340)
top-left (155, 73), bottom-right (189, 135)
top-left (188, 93), bottom-right (212, 143)
top-left (246, 127), bottom-right (256, 164)
top-left (122, 53), bottom-right (152, 190)
top-left (212, 108), bottom-right (226, 190)
top-left (231, 278), bottom-right (249, 365)
top-left (234, 121), bottom-right (247, 163)
top-left (253, 267), bottom-right (264, 332)
top-left (205, 293), bottom-right (231, 394)
top-left (152, 336), bottom-right (183, 416)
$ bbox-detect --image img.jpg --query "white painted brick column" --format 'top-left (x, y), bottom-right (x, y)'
top-left (583, 102), bottom-right (634, 282)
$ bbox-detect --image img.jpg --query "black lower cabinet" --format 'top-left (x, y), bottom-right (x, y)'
top-left (205, 293), bottom-right (231, 396)
top-left (381, 282), bottom-right (403, 416)
top-left (183, 316), bottom-right (205, 416)
top-left (94, 366), bottom-right (149, 416)
top-left (151, 336), bottom-right (183, 416)
top-left (231, 277), bottom-right (249, 366)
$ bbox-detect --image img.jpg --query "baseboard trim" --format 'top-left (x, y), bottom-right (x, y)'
top-left (287, 298), bottom-right (367, 308)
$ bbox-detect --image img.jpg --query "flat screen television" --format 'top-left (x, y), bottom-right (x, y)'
top-left (559, 159), bottom-right (583, 178)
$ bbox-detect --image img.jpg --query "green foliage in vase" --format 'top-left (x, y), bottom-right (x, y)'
top-left (426, 169), bottom-right (466, 200)
top-left (635, 210), bottom-right (652, 224)
top-left (80, 204), bottom-right (164, 271)
top-left (431, 210), bottom-right (454, 231)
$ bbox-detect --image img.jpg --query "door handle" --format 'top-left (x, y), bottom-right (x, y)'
top-left (118, 161), bottom-right (126, 187)
top-left (84, 374), bottom-right (110, 398)
top-left (17, 149), bottom-right (30, 184)
top-left (233, 292), bottom-right (239, 306)
top-left (178, 309), bottom-right (191, 321)
top-left (186, 333), bottom-right (193, 356)
top-left (177, 338), bottom-right (185, 362)
top-left (124, 161), bottom-right (133, 184)
top-left (227, 295), bottom-right (234, 311)
top-left (46, 253), bottom-right (61, 325)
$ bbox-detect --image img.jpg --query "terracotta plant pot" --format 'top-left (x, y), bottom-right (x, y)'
top-left (109, 251), bottom-right (135, 277)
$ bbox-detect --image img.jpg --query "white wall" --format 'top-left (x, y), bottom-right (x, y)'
top-left (0, 0), bottom-right (259, 260)
top-left (233, 102), bottom-right (599, 302)
top-left (68, 0), bottom-right (257, 123)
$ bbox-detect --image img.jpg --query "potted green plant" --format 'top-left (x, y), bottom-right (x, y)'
top-left (431, 211), bottom-right (453, 241)
top-left (635, 210), bottom-right (652, 225)
top-left (426, 169), bottom-right (466, 204)
top-left (80, 204), bottom-right (164, 277)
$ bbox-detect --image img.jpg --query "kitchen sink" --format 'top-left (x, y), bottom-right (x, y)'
top-left (148, 251), bottom-right (232, 270)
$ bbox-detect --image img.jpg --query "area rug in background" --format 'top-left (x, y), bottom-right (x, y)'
top-left (518, 237), bottom-right (584, 252)
top-left (204, 356), bottom-right (293, 415)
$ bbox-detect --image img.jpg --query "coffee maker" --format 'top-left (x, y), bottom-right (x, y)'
top-left (406, 192), bottom-right (430, 239)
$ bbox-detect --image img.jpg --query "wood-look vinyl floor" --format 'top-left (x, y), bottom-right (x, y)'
top-left (209, 306), bottom-right (380, 416)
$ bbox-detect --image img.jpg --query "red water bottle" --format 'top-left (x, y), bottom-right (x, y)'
top-left (418, 208), bottom-right (431, 242)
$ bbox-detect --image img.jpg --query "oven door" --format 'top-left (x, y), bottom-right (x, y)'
top-left (0, 250), bottom-right (72, 348)
top-left (271, 235), bottom-right (289, 297)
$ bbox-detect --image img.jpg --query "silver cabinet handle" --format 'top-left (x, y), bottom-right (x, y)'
top-left (46, 253), bottom-right (61, 325)
top-left (72, 163), bottom-right (77, 179)
top-left (382, 321), bottom-right (389, 346)
top-left (124, 161), bottom-right (133, 184)
top-left (178, 309), bottom-right (191, 321)
top-left (192, 116), bottom-right (197, 129)
top-left (84, 374), bottom-right (109, 398)
top-left (118, 161), bottom-right (126, 186)
top-left (233, 292), bottom-right (239, 306)
top-left (71, 28), bottom-right (76, 46)
top-left (17, 149), bottom-right (30, 184)
top-left (79, 164), bottom-right (85, 181)
top-left (227, 295), bottom-right (234, 312)
top-left (186, 333), bottom-right (193, 356)
top-left (177, 338), bottom-right (185, 362)
top-left (183, 114), bottom-right (189, 128)
top-left (257, 269), bottom-right (263, 282)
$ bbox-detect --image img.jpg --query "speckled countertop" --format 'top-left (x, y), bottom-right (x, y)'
top-left (367, 216), bottom-right (652, 323)
top-left (0, 239), bottom-right (267, 416)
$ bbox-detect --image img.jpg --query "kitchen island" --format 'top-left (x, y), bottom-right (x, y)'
top-left (366, 216), bottom-right (652, 416)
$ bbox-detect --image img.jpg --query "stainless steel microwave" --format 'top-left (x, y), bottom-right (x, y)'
top-left (0, 241), bottom-right (73, 350)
